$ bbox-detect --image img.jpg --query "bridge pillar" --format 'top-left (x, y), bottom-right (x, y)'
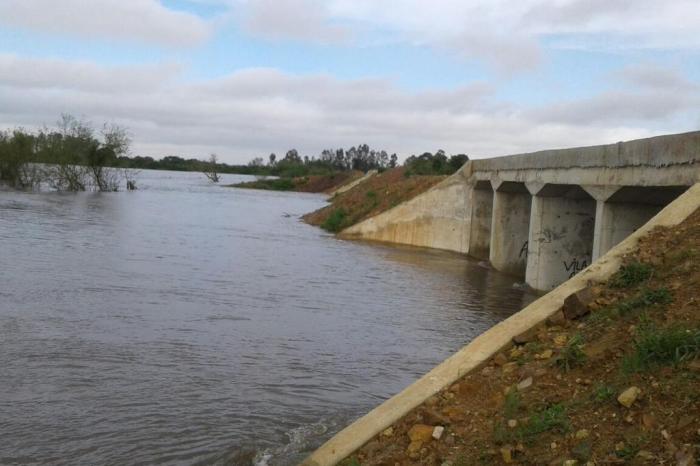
top-left (584, 186), bottom-right (687, 260)
top-left (489, 181), bottom-right (531, 277)
top-left (468, 180), bottom-right (494, 260)
top-left (525, 184), bottom-right (596, 291)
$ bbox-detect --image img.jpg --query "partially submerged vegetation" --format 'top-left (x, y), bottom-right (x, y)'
top-left (303, 167), bottom-right (446, 232)
top-left (341, 208), bottom-right (700, 465)
top-left (0, 115), bottom-right (134, 191)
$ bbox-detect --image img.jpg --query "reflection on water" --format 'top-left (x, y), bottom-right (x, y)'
top-left (0, 170), bottom-right (537, 465)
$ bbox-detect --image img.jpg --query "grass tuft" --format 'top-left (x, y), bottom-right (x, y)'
top-left (609, 262), bottom-right (653, 288)
top-left (556, 334), bottom-right (587, 372)
top-left (622, 323), bottom-right (700, 373)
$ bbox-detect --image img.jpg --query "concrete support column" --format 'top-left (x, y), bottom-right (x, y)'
top-left (489, 181), bottom-right (531, 277)
top-left (467, 181), bottom-right (493, 260)
top-left (583, 186), bottom-right (686, 260)
top-left (525, 185), bottom-right (596, 291)
top-left (582, 186), bottom-right (620, 261)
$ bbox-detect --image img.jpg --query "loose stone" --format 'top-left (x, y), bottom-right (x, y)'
top-left (517, 376), bottom-right (533, 390)
top-left (617, 386), bottom-right (641, 408)
top-left (432, 426), bottom-right (445, 440)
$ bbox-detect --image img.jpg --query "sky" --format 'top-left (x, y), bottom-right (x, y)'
top-left (1, 0), bottom-right (700, 163)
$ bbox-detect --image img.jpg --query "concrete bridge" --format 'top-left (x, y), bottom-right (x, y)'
top-left (341, 131), bottom-right (700, 291)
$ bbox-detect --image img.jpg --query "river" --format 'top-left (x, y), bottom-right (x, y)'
top-left (0, 169), bottom-right (536, 465)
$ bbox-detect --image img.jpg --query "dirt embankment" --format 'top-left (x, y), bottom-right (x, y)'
top-left (229, 171), bottom-right (362, 193)
top-left (342, 209), bottom-right (700, 466)
top-left (303, 167), bottom-right (445, 232)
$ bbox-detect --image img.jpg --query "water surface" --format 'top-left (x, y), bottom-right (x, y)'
top-left (0, 170), bottom-right (536, 465)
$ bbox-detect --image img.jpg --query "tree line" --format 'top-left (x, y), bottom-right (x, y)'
top-left (0, 115), bottom-right (471, 190)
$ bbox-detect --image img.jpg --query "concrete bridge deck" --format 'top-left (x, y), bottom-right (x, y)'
top-left (341, 131), bottom-right (700, 291)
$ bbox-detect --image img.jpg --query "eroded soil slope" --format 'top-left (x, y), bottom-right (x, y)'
top-left (343, 209), bottom-right (700, 466)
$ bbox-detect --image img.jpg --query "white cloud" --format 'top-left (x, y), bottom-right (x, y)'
top-left (234, 0), bottom-right (700, 72)
top-left (0, 0), bottom-right (212, 47)
top-left (0, 57), bottom-right (696, 163)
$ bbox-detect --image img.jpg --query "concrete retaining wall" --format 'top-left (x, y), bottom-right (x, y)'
top-left (339, 166), bottom-right (472, 253)
top-left (302, 183), bottom-right (700, 466)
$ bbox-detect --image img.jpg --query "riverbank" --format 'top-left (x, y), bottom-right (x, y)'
top-left (228, 171), bottom-right (362, 193)
top-left (303, 167), bottom-right (445, 232)
top-left (339, 208), bottom-right (700, 465)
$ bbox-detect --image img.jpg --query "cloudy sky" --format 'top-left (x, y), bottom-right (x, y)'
top-left (1, 0), bottom-right (700, 163)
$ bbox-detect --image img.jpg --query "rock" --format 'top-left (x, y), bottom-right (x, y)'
top-left (562, 287), bottom-right (595, 320)
top-left (408, 424), bottom-right (434, 443)
top-left (441, 462), bottom-right (453, 466)
top-left (432, 426), bottom-right (444, 440)
top-left (547, 309), bottom-right (567, 326)
top-left (510, 347), bottom-right (524, 358)
top-left (513, 326), bottom-right (540, 344)
top-left (500, 446), bottom-right (514, 464)
top-left (642, 413), bottom-right (656, 430)
top-left (551, 442), bottom-right (558, 450)
top-left (502, 362), bottom-right (519, 374)
top-left (406, 440), bottom-right (422, 459)
top-left (617, 386), bottom-right (642, 408)
top-left (554, 334), bottom-right (568, 347)
top-left (536, 349), bottom-right (554, 360)
top-left (494, 352), bottom-right (509, 366)
top-left (563, 460), bottom-right (578, 466)
top-left (575, 429), bottom-right (590, 440)
top-left (423, 408), bottom-right (450, 426)
top-left (517, 376), bottom-right (533, 390)
top-left (382, 426), bottom-right (393, 437)
top-left (636, 450), bottom-right (655, 460)
top-left (508, 419), bottom-right (518, 428)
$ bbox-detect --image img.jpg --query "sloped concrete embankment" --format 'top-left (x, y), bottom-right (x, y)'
top-left (302, 182), bottom-right (700, 466)
top-left (339, 166), bottom-right (472, 253)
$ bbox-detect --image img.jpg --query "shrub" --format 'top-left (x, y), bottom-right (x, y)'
top-left (321, 208), bottom-right (348, 233)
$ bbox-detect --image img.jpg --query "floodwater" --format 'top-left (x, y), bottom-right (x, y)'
top-left (0, 170), bottom-right (537, 465)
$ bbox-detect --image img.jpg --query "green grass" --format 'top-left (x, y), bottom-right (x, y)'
top-left (591, 383), bottom-right (616, 403)
top-left (587, 288), bottom-right (672, 330)
top-left (494, 403), bottom-right (570, 444)
top-left (339, 457), bottom-right (361, 466)
top-left (556, 334), bottom-right (587, 372)
top-left (609, 262), bottom-right (653, 288)
top-left (615, 288), bottom-right (672, 315)
top-left (233, 177), bottom-right (296, 191)
top-left (504, 388), bottom-right (521, 418)
top-left (321, 208), bottom-right (348, 233)
top-left (622, 323), bottom-right (700, 373)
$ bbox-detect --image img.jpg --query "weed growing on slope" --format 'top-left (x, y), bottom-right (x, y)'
top-left (321, 208), bottom-right (348, 232)
top-left (622, 323), bottom-right (700, 373)
top-left (556, 334), bottom-right (586, 372)
top-left (609, 262), bottom-right (653, 288)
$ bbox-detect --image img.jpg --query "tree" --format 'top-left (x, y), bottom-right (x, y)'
top-left (268, 153), bottom-right (276, 166)
top-left (203, 153), bottom-right (221, 182)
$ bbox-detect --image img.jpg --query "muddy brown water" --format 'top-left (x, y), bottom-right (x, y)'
top-left (0, 169), bottom-right (536, 465)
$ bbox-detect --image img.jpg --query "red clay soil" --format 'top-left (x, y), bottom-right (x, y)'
top-left (294, 171), bottom-right (363, 193)
top-left (341, 208), bottom-right (700, 466)
top-left (303, 167), bottom-right (445, 230)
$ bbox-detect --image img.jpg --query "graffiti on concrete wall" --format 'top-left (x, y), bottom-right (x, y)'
top-left (563, 257), bottom-right (588, 278)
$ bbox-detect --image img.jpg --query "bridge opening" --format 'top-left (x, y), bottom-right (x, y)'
top-left (490, 181), bottom-right (531, 278)
top-left (526, 184), bottom-right (596, 291)
top-left (468, 180), bottom-right (493, 260)
top-left (592, 185), bottom-right (689, 259)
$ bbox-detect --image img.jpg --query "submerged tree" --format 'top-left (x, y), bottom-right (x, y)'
top-left (0, 114), bottom-right (134, 191)
top-left (202, 153), bottom-right (221, 183)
